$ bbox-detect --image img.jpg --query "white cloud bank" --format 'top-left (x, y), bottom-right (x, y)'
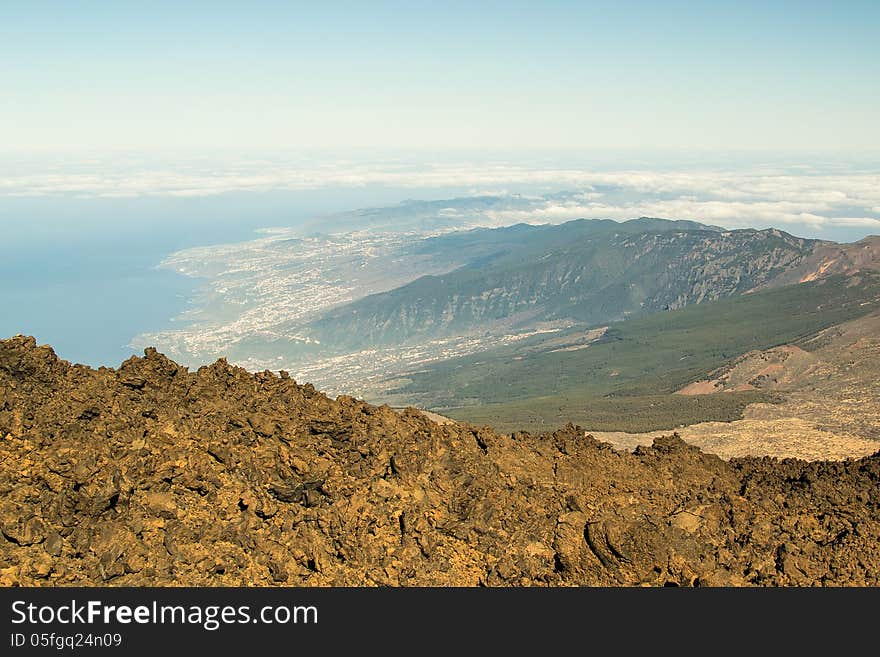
top-left (0, 158), bottom-right (878, 233)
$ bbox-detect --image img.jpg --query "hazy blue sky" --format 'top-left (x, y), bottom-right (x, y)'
top-left (2, 0), bottom-right (878, 154)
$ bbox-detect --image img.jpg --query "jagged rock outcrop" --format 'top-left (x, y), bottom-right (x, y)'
top-left (1, 336), bottom-right (878, 586)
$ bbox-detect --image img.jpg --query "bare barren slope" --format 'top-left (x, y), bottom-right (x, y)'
top-left (591, 312), bottom-right (880, 459)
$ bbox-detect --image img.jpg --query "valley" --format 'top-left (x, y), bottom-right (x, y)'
top-left (126, 209), bottom-right (880, 460)
top-left (384, 272), bottom-right (880, 428)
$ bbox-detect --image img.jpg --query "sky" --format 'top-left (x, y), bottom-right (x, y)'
top-left (1, 2), bottom-right (879, 365)
top-left (2, 0), bottom-right (879, 154)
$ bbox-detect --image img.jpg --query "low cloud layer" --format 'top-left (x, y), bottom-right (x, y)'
top-left (483, 198), bottom-right (880, 231)
top-left (1, 157), bottom-right (878, 235)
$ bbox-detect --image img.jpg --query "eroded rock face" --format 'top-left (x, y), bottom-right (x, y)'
top-left (1, 335), bottom-right (878, 586)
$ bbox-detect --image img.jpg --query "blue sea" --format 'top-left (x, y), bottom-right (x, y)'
top-left (0, 185), bottom-right (473, 367)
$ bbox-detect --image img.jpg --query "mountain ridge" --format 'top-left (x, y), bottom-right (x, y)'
top-left (306, 218), bottom-right (822, 350)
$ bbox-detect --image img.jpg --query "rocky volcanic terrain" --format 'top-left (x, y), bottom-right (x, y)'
top-left (1, 336), bottom-right (879, 586)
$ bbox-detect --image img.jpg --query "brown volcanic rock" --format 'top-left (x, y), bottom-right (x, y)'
top-left (1, 335), bottom-right (879, 586)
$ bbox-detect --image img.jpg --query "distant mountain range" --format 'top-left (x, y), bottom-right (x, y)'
top-left (363, 223), bottom-right (880, 446)
top-left (305, 217), bottom-right (828, 350)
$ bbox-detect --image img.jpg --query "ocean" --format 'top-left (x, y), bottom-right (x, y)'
top-left (0, 184), bottom-right (475, 367)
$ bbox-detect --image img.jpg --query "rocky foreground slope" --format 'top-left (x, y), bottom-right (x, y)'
top-left (1, 336), bottom-right (879, 586)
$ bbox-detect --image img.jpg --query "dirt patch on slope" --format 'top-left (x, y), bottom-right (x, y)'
top-left (590, 419), bottom-right (879, 461)
top-left (625, 312), bottom-right (880, 460)
top-left (677, 345), bottom-right (818, 395)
